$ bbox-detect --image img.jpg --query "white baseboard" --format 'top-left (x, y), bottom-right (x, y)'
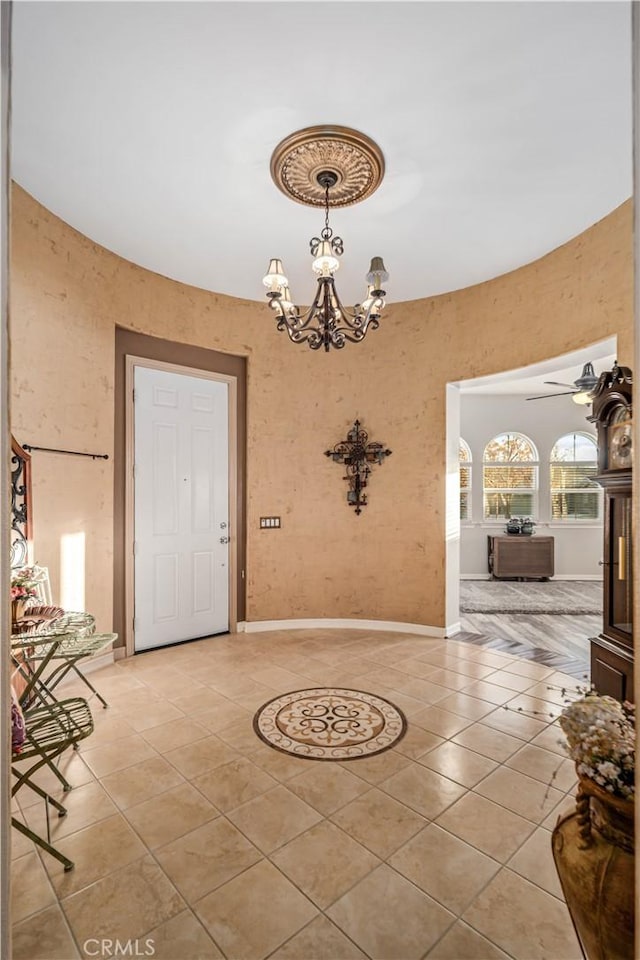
top-left (77, 650), bottom-right (115, 673)
top-left (57, 649), bottom-right (116, 687)
top-left (235, 621), bottom-right (247, 633)
top-left (550, 575), bottom-right (602, 581)
top-left (445, 622), bottom-right (462, 637)
top-left (460, 574), bottom-right (601, 582)
top-left (244, 618), bottom-right (447, 638)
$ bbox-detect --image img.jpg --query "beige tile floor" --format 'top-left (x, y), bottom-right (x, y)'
top-left (11, 629), bottom-right (584, 960)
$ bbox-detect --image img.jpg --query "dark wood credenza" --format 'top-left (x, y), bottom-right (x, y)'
top-left (487, 535), bottom-right (554, 581)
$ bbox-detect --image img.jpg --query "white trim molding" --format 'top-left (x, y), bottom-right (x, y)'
top-left (550, 574), bottom-right (603, 582)
top-left (244, 618), bottom-right (448, 638)
top-left (461, 573), bottom-right (601, 581)
top-left (80, 651), bottom-right (116, 673)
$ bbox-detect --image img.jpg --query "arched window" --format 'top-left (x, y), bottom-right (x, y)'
top-left (483, 432), bottom-right (538, 520)
top-left (550, 432), bottom-right (599, 521)
top-left (459, 439), bottom-right (472, 520)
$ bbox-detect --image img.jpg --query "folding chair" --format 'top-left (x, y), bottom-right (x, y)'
top-left (13, 611), bottom-right (115, 709)
top-left (11, 635), bottom-right (69, 710)
top-left (19, 607), bottom-right (95, 640)
top-left (27, 630), bottom-right (117, 710)
top-left (49, 610), bottom-right (96, 638)
top-left (11, 635), bottom-right (85, 790)
top-left (12, 697), bottom-right (94, 871)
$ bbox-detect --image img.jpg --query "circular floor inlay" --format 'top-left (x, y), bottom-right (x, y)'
top-left (253, 688), bottom-right (407, 761)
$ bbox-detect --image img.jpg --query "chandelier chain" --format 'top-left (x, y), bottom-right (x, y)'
top-left (321, 182), bottom-right (333, 241)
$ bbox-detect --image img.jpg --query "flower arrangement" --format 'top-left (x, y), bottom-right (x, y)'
top-left (559, 689), bottom-right (635, 800)
top-left (10, 566), bottom-right (41, 602)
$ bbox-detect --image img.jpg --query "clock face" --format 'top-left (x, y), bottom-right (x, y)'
top-left (608, 405), bottom-right (633, 469)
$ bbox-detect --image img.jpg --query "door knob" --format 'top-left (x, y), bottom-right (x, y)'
top-left (220, 536), bottom-right (229, 544)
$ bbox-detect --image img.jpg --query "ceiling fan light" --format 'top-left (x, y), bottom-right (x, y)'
top-left (575, 361), bottom-right (598, 392)
top-left (572, 390), bottom-right (594, 405)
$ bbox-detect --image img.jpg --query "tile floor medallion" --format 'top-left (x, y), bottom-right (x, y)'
top-left (253, 688), bottom-right (407, 760)
top-left (11, 629), bottom-right (585, 960)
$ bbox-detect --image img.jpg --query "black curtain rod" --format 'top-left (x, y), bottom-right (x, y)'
top-left (23, 444), bottom-right (109, 461)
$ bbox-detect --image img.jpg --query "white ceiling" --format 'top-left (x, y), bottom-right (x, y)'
top-left (456, 338), bottom-right (617, 397)
top-left (11, 1), bottom-right (632, 308)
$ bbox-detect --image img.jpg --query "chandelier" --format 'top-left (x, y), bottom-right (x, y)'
top-left (262, 126), bottom-right (389, 352)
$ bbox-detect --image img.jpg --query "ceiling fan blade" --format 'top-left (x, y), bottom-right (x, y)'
top-left (543, 380), bottom-right (576, 388)
top-left (525, 391), bottom-right (577, 401)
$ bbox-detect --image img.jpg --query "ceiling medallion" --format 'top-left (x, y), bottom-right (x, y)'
top-left (270, 125), bottom-right (385, 208)
top-left (263, 126), bottom-right (389, 352)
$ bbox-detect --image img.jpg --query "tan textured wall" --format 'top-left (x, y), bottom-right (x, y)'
top-left (10, 185), bottom-right (633, 632)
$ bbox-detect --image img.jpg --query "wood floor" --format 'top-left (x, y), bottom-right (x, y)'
top-left (455, 611), bottom-right (597, 681)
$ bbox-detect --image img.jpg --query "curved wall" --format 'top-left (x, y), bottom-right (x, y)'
top-left (9, 185), bottom-right (633, 635)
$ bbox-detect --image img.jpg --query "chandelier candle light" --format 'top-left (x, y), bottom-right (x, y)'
top-left (263, 126), bottom-right (389, 352)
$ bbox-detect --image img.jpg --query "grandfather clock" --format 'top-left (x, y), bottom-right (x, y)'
top-left (588, 363), bottom-right (633, 701)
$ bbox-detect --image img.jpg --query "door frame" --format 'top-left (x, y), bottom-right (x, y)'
top-left (124, 354), bottom-right (238, 657)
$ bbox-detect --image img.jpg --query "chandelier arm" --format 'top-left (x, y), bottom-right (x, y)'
top-left (324, 288), bottom-right (385, 344)
top-left (267, 278), bottom-right (385, 351)
top-left (268, 299), bottom-right (307, 344)
top-left (268, 285), bottom-right (334, 350)
top-left (268, 278), bottom-right (341, 347)
top-left (332, 287), bottom-right (384, 330)
top-left (332, 320), bottom-right (378, 344)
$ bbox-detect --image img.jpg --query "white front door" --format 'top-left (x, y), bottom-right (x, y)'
top-left (133, 365), bottom-right (229, 651)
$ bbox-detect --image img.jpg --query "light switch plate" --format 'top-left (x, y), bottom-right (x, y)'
top-left (260, 516), bottom-right (281, 529)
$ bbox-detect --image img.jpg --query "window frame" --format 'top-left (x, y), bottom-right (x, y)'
top-left (459, 438), bottom-right (472, 522)
top-left (482, 432), bottom-right (539, 522)
top-left (549, 431), bottom-right (601, 523)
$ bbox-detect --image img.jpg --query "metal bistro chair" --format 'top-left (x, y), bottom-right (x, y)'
top-left (15, 608), bottom-right (116, 710)
top-left (12, 696), bottom-right (94, 871)
top-left (11, 634), bottom-right (83, 791)
top-left (11, 634), bottom-right (69, 710)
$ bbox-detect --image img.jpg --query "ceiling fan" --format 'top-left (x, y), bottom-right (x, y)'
top-left (526, 361), bottom-right (599, 405)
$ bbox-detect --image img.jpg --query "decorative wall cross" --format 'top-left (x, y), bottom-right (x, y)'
top-left (325, 419), bottom-right (392, 514)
